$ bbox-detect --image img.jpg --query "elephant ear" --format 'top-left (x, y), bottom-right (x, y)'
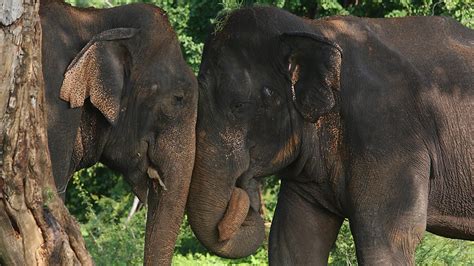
top-left (280, 32), bottom-right (342, 123)
top-left (60, 28), bottom-right (138, 125)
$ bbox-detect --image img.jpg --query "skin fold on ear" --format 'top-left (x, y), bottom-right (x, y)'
top-left (60, 28), bottom-right (138, 125)
top-left (280, 32), bottom-right (342, 123)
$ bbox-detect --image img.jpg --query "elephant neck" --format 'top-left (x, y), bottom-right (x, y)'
top-left (282, 100), bottom-right (347, 217)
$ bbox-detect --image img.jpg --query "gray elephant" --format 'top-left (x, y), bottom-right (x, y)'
top-left (40, 0), bottom-right (197, 264)
top-left (186, 6), bottom-right (473, 265)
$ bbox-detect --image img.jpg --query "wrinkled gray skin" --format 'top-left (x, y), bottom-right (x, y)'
top-left (40, 0), bottom-right (197, 264)
top-left (187, 6), bottom-right (473, 265)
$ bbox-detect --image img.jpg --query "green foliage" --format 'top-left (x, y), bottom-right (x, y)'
top-left (379, 0), bottom-right (474, 28)
top-left (416, 233), bottom-right (474, 265)
top-left (316, 0), bottom-right (350, 16)
top-left (66, 163), bottom-right (130, 222)
top-left (82, 195), bottom-right (146, 265)
top-left (143, 0), bottom-right (203, 72)
top-left (221, 0), bottom-right (245, 10)
top-left (174, 215), bottom-right (208, 255)
top-left (329, 221), bottom-right (357, 265)
top-left (186, 0), bottom-right (223, 43)
top-left (172, 249), bottom-right (269, 265)
top-left (174, 218), bottom-right (269, 265)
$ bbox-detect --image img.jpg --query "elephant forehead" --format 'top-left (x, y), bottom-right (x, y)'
top-left (222, 65), bottom-right (252, 85)
top-left (214, 67), bottom-right (255, 104)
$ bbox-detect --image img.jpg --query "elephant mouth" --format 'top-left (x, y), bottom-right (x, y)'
top-left (236, 173), bottom-right (262, 213)
top-left (217, 172), bottom-right (263, 242)
top-left (142, 140), bottom-right (169, 200)
top-left (147, 167), bottom-right (167, 192)
top-left (127, 143), bottom-right (167, 204)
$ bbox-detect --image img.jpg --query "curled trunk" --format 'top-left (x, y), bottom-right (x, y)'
top-left (187, 136), bottom-right (265, 258)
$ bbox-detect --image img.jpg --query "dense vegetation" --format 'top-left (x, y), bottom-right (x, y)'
top-left (63, 0), bottom-right (474, 264)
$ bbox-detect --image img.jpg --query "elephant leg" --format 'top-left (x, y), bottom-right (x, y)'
top-left (269, 180), bottom-right (343, 265)
top-left (348, 154), bottom-right (431, 265)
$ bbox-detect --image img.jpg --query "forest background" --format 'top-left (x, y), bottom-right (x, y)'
top-left (62, 0), bottom-right (473, 264)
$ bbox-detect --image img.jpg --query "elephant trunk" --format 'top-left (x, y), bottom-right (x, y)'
top-left (143, 125), bottom-right (195, 265)
top-left (186, 134), bottom-right (265, 258)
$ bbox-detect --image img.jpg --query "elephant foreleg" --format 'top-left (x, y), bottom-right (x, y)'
top-left (269, 180), bottom-right (343, 265)
top-left (348, 153), bottom-right (431, 265)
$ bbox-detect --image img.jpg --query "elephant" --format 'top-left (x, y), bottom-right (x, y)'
top-left (40, 0), bottom-right (197, 264)
top-left (187, 6), bottom-right (473, 265)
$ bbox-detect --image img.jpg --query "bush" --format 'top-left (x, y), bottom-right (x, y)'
top-left (416, 233), bottom-right (474, 265)
top-left (66, 164), bottom-right (130, 222)
top-left (82, 198), bottom-right (146, 266)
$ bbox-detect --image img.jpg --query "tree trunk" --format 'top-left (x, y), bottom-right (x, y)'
top-left (0, 0), bottom-right (93, 264)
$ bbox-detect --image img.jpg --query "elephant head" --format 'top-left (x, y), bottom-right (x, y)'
top-left (57, 15), bottom-right (198, 265)
top-left (187, 7), bottom-right (341, 258)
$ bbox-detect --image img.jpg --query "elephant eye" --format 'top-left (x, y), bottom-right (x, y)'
top-left (175, 95), bottom-right (183, 103)
top-left (232, 102), bottom-right (245, 112)
top-left (174, 95), bottom-right (184, 107)
top-left (231, 101), bottom-right (252, 118)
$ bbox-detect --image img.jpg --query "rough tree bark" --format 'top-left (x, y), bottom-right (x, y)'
top-left (0, 0), bottom-right (93, 264)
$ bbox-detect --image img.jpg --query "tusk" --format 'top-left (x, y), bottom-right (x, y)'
top-left (147, 167), bottom-right (168, 191)
top-left (126, 196), bottom-right (141, 223)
